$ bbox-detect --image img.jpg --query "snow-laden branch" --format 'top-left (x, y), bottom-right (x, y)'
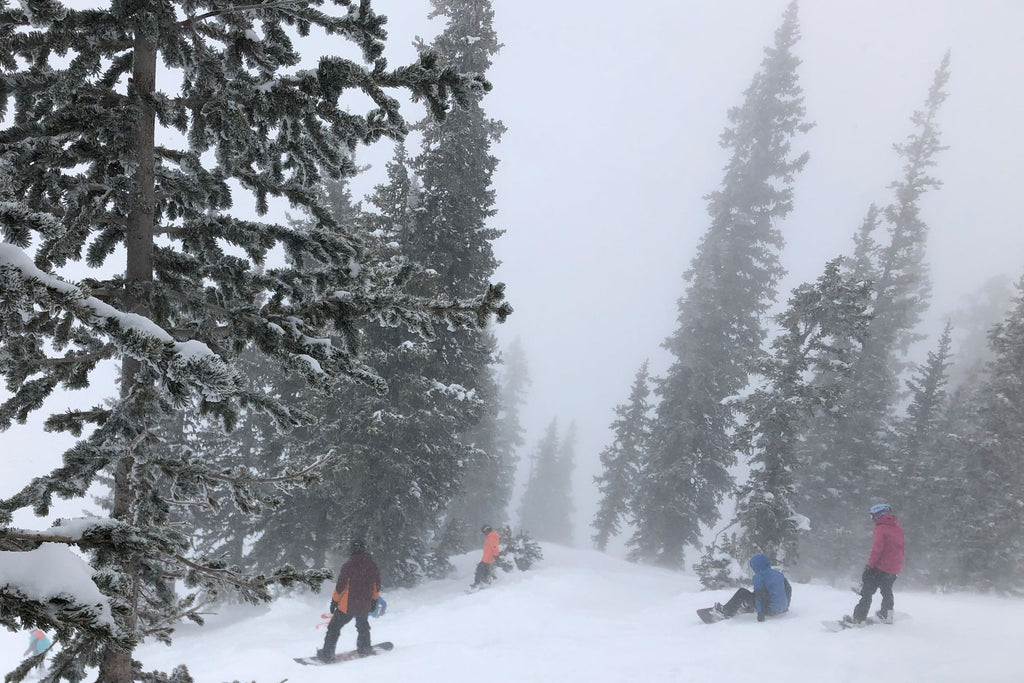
top-left (178, 0), bottom-right (312, 28)
top-left (0, 543), bottom-right (119, 633)
top-left (0, 243), bottom-right (216, 362)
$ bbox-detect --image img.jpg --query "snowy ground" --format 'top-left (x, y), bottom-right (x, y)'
top-left (3, 545), bottom-right (1019, 682)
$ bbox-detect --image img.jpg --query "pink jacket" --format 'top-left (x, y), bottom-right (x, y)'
top-left (867, 514), bottom-right (904, 574)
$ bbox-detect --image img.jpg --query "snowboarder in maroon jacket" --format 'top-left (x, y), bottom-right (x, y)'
top-left (847, 503), bottom-right (905, 624)
top-left (317, 538), bottom-right (382, 662)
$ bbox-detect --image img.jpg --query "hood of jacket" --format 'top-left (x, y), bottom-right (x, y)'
top-left (749, 553), bottom-right (771, 573)
top-left (874, 513), bottom-right (899, 527)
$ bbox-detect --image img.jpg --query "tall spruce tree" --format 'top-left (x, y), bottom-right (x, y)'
top-left (158, 348), bottom-right (306, 570)
top-left (153, 179), bottom-right (364, 578)
top-left (234, 0), bottom-right (509, 581)
top-left (397, 0), bottom-right (507, 559)
top-left (519, 419), bottom-right (575, 543)
top-left (796, 54), bottom-right (950, 577)
top-left (0, 2), bottom-right (511, 680)
top-left (494, 338), bottom-right (530, 512)
top-left (447, 337), bottom-right (530, 550)
top-left (632, 1), bottom-right (811, 567)
top-left (592, 361), bottom-right (651, 551)
top-left (965, 276), bottom-right (1024, 587)
top-left (914, 295), bottom-right (1024, 591)
top-left (892, 323), bottom-right (953, 498)
top-left (238, 143), bottom-right (483, 587)
top-left (923, 381), bottom-right (985, 587)
top-left (550, 420), bottom-right (577, 545)
top-left (245, 1), bottom-right (509, 582)
top-left (888, 323), bottom-right (953, 582)
top-left (234, 178), bottom-right (381, 576)
top-left (720, 261), bottom-right (871, 574)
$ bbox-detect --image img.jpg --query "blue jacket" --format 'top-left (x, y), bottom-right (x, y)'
top-left (28, 632), bottom-right (51, 655)
top-left (749, 554), bottom-right (790, 615)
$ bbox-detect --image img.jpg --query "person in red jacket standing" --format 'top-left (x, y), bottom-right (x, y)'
top-left (471, 524), bottom-right (500, 589)
top-left (845, 503), bottom-right (905, 625)
top-left (317, 538), bottom-right (382, 662)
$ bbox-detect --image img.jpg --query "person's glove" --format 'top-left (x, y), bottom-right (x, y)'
top-left (370, 596), bottom-right (388, 618)
top-left (861, 566), bottom-right (876, 583)
top-left (329, 600), bottom-right (338, 614)
top-left (757, 612), bottom-right (766, 623)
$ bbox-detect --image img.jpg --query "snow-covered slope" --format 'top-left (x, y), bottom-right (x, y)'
top-left (3, 545), bottom-right (1019, 682)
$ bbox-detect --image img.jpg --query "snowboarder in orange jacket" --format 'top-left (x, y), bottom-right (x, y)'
top-left (472, 524), bottom-right (500, 588)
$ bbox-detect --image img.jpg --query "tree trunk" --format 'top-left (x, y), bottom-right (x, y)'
top-left (99, 17), bottom-right (157, 683)
top-left (312, 503), bottom-right (331, 570)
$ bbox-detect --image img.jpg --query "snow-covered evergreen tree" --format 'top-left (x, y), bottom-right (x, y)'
top-left (550, 421), bottom-right (577, 545)
top-left (497, 525), bottom-right (544, 572)
top-left (888, 323), bottom-right (952, 582)
top-left (246, 142), bottom-right (487, 587)
top-left (238, 0), bottom-right (509, 587)
top-left (447, 337), bottom-right (530, 550)
top-left (380, 0), bottom-right (508, 568)
top-left (519, 419), bottom-right (574, 544)
top-left (965, 276), bottom-right (1024, 587)
top-left (494, 338), bottom-right (530, 513)
top-left (922, 380), bottom-right (986, 588)
top-left (592, 361), bottom-right (651, 551)
top-left (156, 348), bottom-right (307, 570)
top-left (0, 1), bottom-right (509, 679)
top-left (155, 177), bottom-right (359, 573)
top-left (719, 260), bottom-right (871, 576)
top-left (632, 1), bottom-right (811, 567)
top-left (796, 54), bottom-right (950, 577)
top-left (892, 324), bottom-right (953, 497)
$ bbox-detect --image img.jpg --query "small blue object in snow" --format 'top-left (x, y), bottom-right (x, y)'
top-left (371, 597), bottom-right (387, 618)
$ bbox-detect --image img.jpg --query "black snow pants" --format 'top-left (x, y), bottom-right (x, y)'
top-left (472, 561), bottom-right (495, 587)
top-left (853, 567), bottom-right (897, 621)
top-left (321, 610), bottom-right (371, 656)
top-left (721, 587), bottom-right (757, 617)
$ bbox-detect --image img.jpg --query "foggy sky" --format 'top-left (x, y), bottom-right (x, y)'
top-left (3, 1), bottom-right (1024, 549)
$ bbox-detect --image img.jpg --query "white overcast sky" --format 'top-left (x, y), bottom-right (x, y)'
top-left (4, 1), bottom-right (1024, 545)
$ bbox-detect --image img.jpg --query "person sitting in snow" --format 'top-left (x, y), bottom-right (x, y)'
top-left (317, 538), bottom-right (382, 662)
top-left (712, 554), bottom-right (792, 622)
top-left (471, 524), bottom-right (500, 589)
top-left (844, 503), bottom-right (904, 626)
top-left (23, 629), bottom-right (52, 674)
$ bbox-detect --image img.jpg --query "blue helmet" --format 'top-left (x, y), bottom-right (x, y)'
top-left (869, 503), bottom-right (891, 520)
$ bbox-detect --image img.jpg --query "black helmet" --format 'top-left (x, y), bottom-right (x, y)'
top-left (350, 538), bottom-right (367, 555)
top-left (481, 524), bottom-right (493, 534)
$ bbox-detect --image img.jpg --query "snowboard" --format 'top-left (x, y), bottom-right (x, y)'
top-left (822, 613), bottom-right (910, 632)
top-left (294, 642), bottom-right (394, 666)
top-left (696, 607), bottom-right (727, 624)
